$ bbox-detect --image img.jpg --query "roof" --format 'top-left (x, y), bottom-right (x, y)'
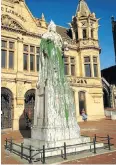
top-left (56, 25), bottom-right (72, 40)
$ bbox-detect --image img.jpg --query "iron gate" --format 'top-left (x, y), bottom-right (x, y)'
top-left (1, 87), bottom-right (13, 129)
top-left (24, 89), bottom-right (35, 126)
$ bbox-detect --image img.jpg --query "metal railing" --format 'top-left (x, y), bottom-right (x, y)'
top-left (5, 134), bottom-right (114, 164)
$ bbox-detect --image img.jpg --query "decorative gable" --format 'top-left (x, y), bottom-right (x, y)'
top-left (1, 14), bottom-right (25, 31)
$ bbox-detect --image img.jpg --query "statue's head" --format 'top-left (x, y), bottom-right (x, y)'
top-left (48, 20), bottom-right (56, 32)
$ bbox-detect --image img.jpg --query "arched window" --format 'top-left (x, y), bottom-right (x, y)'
top-left (78, 91), bottom-right (86, 115)
top-left (91, 29), bottom-right (94, 39)
top-left (83, 29), bottom-right (87, 39)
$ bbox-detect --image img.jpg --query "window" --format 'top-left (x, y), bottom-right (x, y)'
top-left (64, 56), bottom-right (69, 75)
top-left (70, 57), bottom-right (75, 76)
top-left (84, 57), bottom-right (91, 77)
top-left (1, 40), bottom-right (14, 69)
top-left (23, 45), bottom-right (39, 72)
top-left (30, 46), bottom-right (34, 53)
top-left (36, 47), bottom-right (40, 54)
top-left (1, 50), bottom-right (7, 68)
top-left (83, 29), bottom-right (87, 39)
top-left (93, 57), bottom-right (98, 77)
top-left (64, 64), bottom-right (69, 75)
top-left (36, 55), bottom-right (39, 71)
top-left (30, 54), bottom-right (34, 71)
top-left (64, 56), bottom-right (76, 76)
top-left (2, 40), bottom-right (7, 48)
top-left (9, 42), bottom-right (14, 49)
top-left (91, 29), bottom-right (94, 39)
top-left (24, 45), bottom-right (28, 52)
top-left (36, 47), bottom-right (40, 71)
top-left (79, 91), bottom-right (86, 115)
top-left (9, 51), bottom-right (14, 69)
top-left (75, 30), bottom-right (78, 40)
top-left (23, 54), bottom-right (28, 70)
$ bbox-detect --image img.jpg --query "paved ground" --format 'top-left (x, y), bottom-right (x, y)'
top-left (1, 118), bottom-right (116, 164)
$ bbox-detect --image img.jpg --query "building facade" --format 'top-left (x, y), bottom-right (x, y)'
top-left (1, 0), bottom-right (104, 130)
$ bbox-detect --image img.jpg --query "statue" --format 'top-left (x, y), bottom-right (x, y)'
top-left (25, 20), bottom-right (80, 149)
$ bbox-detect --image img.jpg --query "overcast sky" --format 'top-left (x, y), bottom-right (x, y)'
top-left (25, 0), bottom-right (116, 69)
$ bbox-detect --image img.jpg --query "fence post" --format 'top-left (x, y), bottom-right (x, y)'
top-left (21, 143), bottom-right (23, 159)
top-left (29, 145), bottom-right (32, 164)
top-left (10, 138), bottom-right (13, 153)
top-left (107, 135), bottom-right (111, 150)
top-left (5, 138), bottom-right (8, 149)
top-left (94, 134), bottom-right (96, 142)
top-left (43, 145), bottom-right (45, 164)
top-left (93, 138), bottom-right (96, 154)
top-left (64, 142), bottom-right (67, 160)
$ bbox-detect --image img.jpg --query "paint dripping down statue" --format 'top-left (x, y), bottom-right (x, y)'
top-left (30, 20), bottom-right (80, 148)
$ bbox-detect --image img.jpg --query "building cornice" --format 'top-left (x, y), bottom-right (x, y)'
top-left (1, 25), bottom-right (42, 38)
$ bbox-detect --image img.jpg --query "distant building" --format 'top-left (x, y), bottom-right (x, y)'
top-left (1, 0), bottom-right (104, 130)
top-left (101, 17), bottom-right (116, 109)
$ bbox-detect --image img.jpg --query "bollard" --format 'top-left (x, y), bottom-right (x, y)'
top-left (107, 135), bottom-right (111, 150)
top-left (93, 138), bottom-right (96, 154)
top-left (64, 142), bottom-right (67, 160)
top-left (29, 145), bottom-right (32, 164)
top-left (43, 145), bottom-right (45, 164)
top-left (21, 143), bottom-right (23, 159)
top-left (10, 138), bottom-right (13, 153)
top-left (5, 138), bottom-right (8, 149)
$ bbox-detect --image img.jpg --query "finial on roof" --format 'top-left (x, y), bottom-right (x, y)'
top-left (41, 13), bottom-right (45, 21)
top-left (76, 0), bottom-right (91, 17)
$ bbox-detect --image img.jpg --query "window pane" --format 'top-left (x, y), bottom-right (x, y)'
top-left (36, 55), bottom-right (39, 71)
top-left (36, 47), bottom-right (40, 54)
top-left (70, 57), bottom-right (75, 63)
top-left (9, 42), bottom-right (14, 49)
top-left (84, 57), bottom-right (90, 63)
top-left (2, 41), bottom-right (7, 48)
top-left (94, 64), bottom-right (98, 77)
top-left (30, 54), bottom-right (34, 71)
top-left (83, 29), bottom-right (87, 39)
top-left (1, 50), bottom-right (7, 68)
top-left (85, 64), bottom-right (91, 77)
top-left (93, 57), bottom-right (97, 63)
top-left (64, 64), bottom-right (69, 75)
top-left (23, 54), bottom-right (28, 70)
top-left (30, 46), bottom-right (34, 53)
top-left (71, 65), bottom-right (75, 76)
top-left (9, 51), bottom-right (14, 69)
top-left (24, 45), bottom-right (28, 52)
top-left (64, 56), bottom-right (68, 63)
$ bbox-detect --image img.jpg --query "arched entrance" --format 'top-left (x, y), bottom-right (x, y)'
top-left (78, 91), bottom-right (86, 115)
top-left (1, 87), bottom-right (13, 129)
top-left (24, 89), bottom-right (35, 125)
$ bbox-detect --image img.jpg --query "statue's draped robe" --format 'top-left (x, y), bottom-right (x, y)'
top-left (34, 38), bottom-right (80, 140)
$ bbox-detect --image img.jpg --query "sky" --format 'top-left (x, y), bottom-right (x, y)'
top-left (25, 0), bottom-right (116, 70)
